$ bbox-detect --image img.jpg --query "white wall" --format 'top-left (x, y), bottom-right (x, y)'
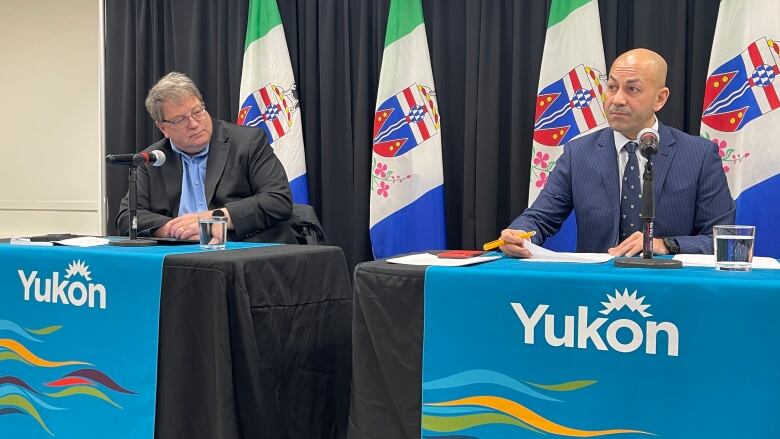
top-left (0, 0), bottom-right (104, 238)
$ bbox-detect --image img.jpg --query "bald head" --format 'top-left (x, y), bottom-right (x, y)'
top-left (612, 48), bottom-right (668, 88)
top-left (603, 48), bottom-right (670, 139)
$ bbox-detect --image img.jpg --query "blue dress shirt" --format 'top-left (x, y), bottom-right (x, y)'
top-left (170, 142), bottom-right (209, 215)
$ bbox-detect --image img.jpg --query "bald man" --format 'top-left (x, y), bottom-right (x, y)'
top-left (502, 48), bottom-right (734, 257)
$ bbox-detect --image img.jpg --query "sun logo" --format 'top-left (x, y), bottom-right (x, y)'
top-left (65, 260), bottom-right (92, 282)
top-left (599, 289), bottom-right (652, 318)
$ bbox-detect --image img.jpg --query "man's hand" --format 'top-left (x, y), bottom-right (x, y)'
top-left (153, 221), bottom-right (174, 238)
top-left (153, 209), bottom-right (234, 240)
top-left (498, 229), bottom-right (533, 258)
top-left (608, 231), bottom-right (668, 257)
top-left (166, 212), bottom-right (206, 240)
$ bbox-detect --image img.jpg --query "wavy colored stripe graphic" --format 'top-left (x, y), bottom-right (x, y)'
top-left (0, 376), bottom-right (42, 395)
top-left (525, 380), bottom-right (598, 392)
top-left (0, 385), bottom-right (64, 411)
top-left (0, 324), bottom-right (133, 436)
top-left (423, 436), bottom-right (479, 439)
top-left (428, 396), bottom-right (653, 437)
top-left (46, 377), bottom-right (95, 388)
top-left (0, 351), bottom-right (32, 365)
top-left (0, 394), bottom-right (53, 435)
top-left (0, 320), bottom-right (42, 342)
top-left (0, 339), bottom-right (89, 368)
top-left (423, 369), bottom-right (560, 402)
top-left (26, 325), bottom-right (62, 336)
top-left (423, 412), bottom-right (543, 434)
top-left (46, 385), bottom-right (122, 409)
top-left (0, 407), bottom-right (24, 416)
top-left (422, 405), bottom-right (494, 415)
top-left (65, 368), bottom-right (136, 394)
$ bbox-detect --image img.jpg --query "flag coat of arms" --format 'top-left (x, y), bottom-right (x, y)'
top-left (239, 0), bottom-right (308, 203)
top-left (528, 0), bottom-right (607, 251)
top-left (369, 0), bottom-right (445, 259)
top-left (701, 0), bottom-right (780, 257)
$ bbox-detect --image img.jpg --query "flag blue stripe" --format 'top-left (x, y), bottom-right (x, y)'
top-left (735, 173), bottom-right (780, 258)
top-left (370, 185), bottom-right (446, 258)
top-left (542, 212), bottom-right (577, 252)
top-left (289, 173), bottom-right (309, 204)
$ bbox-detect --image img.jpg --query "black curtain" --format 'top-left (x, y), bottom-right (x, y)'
top-left (105, 0), bottom-right (720, 269)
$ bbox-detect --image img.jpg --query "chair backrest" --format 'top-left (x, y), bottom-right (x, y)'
top-left (291, 204), bottom-right (328, 245)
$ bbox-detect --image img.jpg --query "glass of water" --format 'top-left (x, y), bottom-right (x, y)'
top-left (713, 225), bottom-right (755, 271)
top-left (198, 215), bottom-right (228, 250)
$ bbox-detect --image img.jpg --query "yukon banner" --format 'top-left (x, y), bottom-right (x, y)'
top-left (422, 259), bottom-right (780, 438)
top-left (0, 244), bottom-right (189, 438)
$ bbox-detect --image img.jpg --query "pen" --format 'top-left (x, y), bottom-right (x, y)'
top-left (482, 231), bottom-right (536, 251)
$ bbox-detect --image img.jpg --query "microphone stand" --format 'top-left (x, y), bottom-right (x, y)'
top-left (614, 155), bottom-right (681, 268)
top-left (641, 160), bottom-right (655, 258)
top-left (110, 165), bottom-right (156, 247)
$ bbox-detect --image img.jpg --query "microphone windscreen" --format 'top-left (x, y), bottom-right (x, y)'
top-left (637, 127), bottom-right (658, 143)
top-left (637, 128), bottom-right (659, 157)
top-left (150, 150), bottom-right (166, 166)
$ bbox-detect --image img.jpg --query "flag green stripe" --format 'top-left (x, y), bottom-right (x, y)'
top-left (384, 0), bottom-right (425, 47)
top-left (244, 0), bottom-right (283, 51)
top-left (547, 0), bottom-right (592, 28)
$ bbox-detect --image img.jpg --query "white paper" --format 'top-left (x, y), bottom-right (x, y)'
top-left (55, 237), bottom-right (110, 247)
top-left (674, 254), bottom-right (780, 269)
top-left (387, 252), bottom-right (502, 267)
top-left (9, 237), bottom-right (54, 246)
top-left (521, 241), bottom-right (613, 263)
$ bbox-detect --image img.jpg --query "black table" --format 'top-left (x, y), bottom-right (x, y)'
top-left (157, 244), bottom-right (352, 439)
top-left (349, 256), bottom-right (780, 439)
top-left (348, 261), bottom-right (424, 439)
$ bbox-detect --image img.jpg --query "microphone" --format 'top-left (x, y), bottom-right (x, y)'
top-left (106, 150), bottom-right (166, 167)
top-left (637, 128), bottom-right (659, 159)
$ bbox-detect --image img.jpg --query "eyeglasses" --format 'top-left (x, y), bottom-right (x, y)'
top-left (160, 104), bottom-right (207, 126)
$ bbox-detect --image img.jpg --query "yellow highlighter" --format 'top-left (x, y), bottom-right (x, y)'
top-left (482, 231), bottom-right (536, 251)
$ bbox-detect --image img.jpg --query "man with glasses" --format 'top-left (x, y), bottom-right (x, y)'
top-left (116, 72), bottom-right (295, 243)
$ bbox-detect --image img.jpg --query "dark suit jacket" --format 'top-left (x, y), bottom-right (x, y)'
top-left (510, 123), bottom-right (735, 254)
top-left (116, 119), bottom-right (296, 243)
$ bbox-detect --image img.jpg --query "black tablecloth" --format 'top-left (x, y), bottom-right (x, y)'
top-left (157, 244), bottom-right (352, 439)
top-left (348, 261), bottom-right (425, 439)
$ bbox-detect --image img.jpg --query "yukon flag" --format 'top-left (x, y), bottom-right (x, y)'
top-left (369, 0), bottom-right (445, 258)
top-left (529, 0), bottom-right (607, 251)
top-left (238, 0), bottom-right (308, 203)
top-left (701, 0), bottom-right (780, 257)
